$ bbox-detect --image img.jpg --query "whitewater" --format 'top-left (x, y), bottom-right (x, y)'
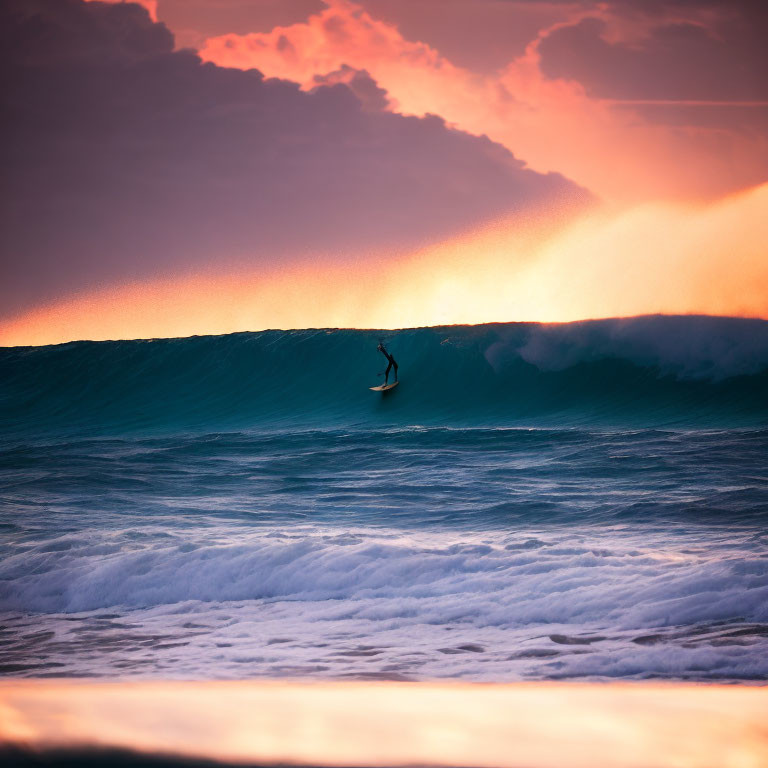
top-left (1, 316), bottom-right (767, 681)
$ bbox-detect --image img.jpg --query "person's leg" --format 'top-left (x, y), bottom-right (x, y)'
top-left (393, 362), bottom-right (398, 382)
top-left (385, 360), bottom-right (392, 384)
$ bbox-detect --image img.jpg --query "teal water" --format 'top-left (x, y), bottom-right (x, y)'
top-left (1, 316), bottom-right (767, 680)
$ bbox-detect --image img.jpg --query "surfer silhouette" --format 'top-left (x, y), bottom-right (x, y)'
top-left (377, 342), bottom-right (398, 385)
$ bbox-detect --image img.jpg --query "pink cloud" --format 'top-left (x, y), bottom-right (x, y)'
top-left (3, 0), bottom-right (585, 320)
top-left (86, 0), bottom-right (157, 21)
top-left (199, 0), bottom-right (768, 203)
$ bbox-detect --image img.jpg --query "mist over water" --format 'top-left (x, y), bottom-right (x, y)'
top-left (1, 317), bottom-right (767, 681)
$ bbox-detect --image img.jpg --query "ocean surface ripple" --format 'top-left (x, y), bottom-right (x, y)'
top-left (1, 317), bottom-right (767, 681)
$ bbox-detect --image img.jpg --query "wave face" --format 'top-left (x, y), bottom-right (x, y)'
top-left (2, 315), bottom-right (767, 435)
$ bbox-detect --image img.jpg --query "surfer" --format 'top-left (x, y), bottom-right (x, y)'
top-left (377, 342), bottom-right (398, 385)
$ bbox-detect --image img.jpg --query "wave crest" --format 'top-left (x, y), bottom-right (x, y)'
top-left (2, 316), bottom-right (767, 434)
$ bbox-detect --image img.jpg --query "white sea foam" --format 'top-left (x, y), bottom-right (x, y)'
top-left (486, 316), bottom-right (768, 380)
top-left (2, 524), bottom-right (766, 681)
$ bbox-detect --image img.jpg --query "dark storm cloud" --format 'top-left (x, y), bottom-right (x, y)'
top-left (0, 0), bottom-right (588, 319)
top-left (538, 1), bottom-right (768, 101)
top-left (311, 66), bottom-right (390, 112)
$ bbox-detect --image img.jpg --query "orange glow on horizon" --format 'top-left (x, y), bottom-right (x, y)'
top-left (1, 184), bottom-right (767, 348)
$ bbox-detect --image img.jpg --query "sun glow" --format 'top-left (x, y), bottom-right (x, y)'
top-left (2, 184), bottom-right (766, 347)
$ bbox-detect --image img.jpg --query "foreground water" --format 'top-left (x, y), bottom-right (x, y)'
top-left (3, 680), bottom-right (767, 768)
top-left (1, 317), bottom-right (767, 681)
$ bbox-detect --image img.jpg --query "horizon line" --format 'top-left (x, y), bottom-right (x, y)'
top-left (3, 312), bottom-right (766, 350)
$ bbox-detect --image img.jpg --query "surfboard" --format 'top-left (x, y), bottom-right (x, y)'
top-left (370, 382), bottom-right (399, 392)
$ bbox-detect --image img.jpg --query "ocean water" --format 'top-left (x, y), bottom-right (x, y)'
top-left (1, 316), bottom-right (767, 681)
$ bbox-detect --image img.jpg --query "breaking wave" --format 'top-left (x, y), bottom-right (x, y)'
top-left (1, 315), bottom-right (767, 435)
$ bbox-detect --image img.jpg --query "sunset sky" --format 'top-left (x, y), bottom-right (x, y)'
top-left (2, 0), bottom-right (767, 346)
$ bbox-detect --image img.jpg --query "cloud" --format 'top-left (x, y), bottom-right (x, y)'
top-left (86, 0), bottom-right (157, 22)
top-left (311, 65), bottom-right (390, 112)
top-left (538, 3), bottom-right (768, 101)
top-left (199, 0), bottom-right (768, 203)
top-left (4, 183), bottom-right (767, 347)
top-left (0, 0), bottom-right (586, 320)
top-left (354, 0), bottom-right (575, 74)
top-left (155, 0), bottom-right (325, 50)
top-left (3, 0), bottom-right (766, 345)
